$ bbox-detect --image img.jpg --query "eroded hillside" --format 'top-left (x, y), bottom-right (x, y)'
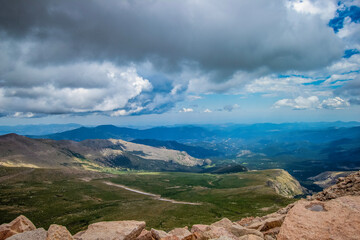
top-left (0, 134), bottom-right (208, 172)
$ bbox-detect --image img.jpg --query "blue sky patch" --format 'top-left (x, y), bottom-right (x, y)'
top-left (344, 49), bottom-right (360, 58)
top-left (329, 5), bottom-right (360, 32)
top-left (302, 80), bottom-right (326, 86)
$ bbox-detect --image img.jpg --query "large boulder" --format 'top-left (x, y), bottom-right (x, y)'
top-left (74, 220), bottom-right (145, 240)
top-left (47, 224), bottom-right (73, 240)
top-left (6, 228), bottom-right (47, 240)
top-left (277, 196), bottom-right (360, 240)
top-left (0, 215), bottom-right (36, 240)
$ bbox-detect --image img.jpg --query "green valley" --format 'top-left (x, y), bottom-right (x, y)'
top-left (0, 167), bottom-right (297, 234)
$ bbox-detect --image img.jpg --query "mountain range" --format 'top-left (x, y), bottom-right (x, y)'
top-left (26, 122), bottom-right (360, 190)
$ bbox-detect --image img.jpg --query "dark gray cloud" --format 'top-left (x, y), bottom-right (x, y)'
top-left (0, 0), bottom-right (343, 73)
top-left (0, 0), bottom-right (345, 116)
top-left (335, 76), bottom-right (360, 104)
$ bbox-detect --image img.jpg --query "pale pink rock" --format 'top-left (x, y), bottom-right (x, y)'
top-left (236, 217), bottom-right (255, 227)
top-left (167, 228), bottom-right (192, 240)
top-left (191, 218), bottom-right (263, 240)
top-left (46, 224), bottom-right (73, 240)
top-left (228, 224), bottom-right (263, 239)
top-left (159, 236), bottom-right (180, 240)
top-left (248, 215), bottom-right (285, 232)
top-left (238, 235), bottom-right (264, 240)
top-left (262, 227), bottom-right (280, 239)
top-left (201, 226), bottom-right (236, 240)
top-left (210, 218), bottom-right (233, 229)
top-left (73, 220), bottom-right (145, 240)
top-left (150, 229), bottom-right (170, 240)
top-left (210, 237), bottom-right (234, 240)
top-left (264, 236), bottom-right (275, 240)
top-left (278, 196), bottom-right (360, 240)
top-left (0, 215), bottom-right (36, 240)
top-left (190, 224), bottom-right (209, 233)
top-left (136, 229), bottom-right (154, 240)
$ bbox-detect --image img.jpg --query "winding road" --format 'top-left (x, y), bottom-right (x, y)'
top-left (103, 181), bottom-right (202, 205)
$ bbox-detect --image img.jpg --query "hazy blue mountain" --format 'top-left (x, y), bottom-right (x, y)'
top-left (35, 123), bottom-right (360, 144)
top-left (0, 123), bottom-right (82, 136)
top-left (32, 125), bottom-right (215, 142)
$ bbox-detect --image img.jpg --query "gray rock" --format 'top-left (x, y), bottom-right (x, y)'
top-left (7, 228), bottom-right (47, 240)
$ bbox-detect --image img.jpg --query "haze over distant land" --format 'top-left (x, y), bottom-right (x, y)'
top-left (0, 0), bottom-right (359, 125)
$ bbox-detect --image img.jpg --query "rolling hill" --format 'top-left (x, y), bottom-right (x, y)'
top-left (0, 133), bottom-right (209, 172)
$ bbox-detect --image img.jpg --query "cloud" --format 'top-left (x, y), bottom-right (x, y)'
top-left (223, 104), bottom-right (240, 112)
top-left (289, 0), bottom-right (338, 21)
top-left (204, 109), bottom-right (212, 113)
top-left (320, 97), bottom-right (350, 109)
top-left (0, 0), bottom-right (354, 117)
top-left (335, 76), bottom-right (360, 104)
top-left (273, 96), bottom-right (321, 110)
top-left (0, 0), bottom-right (343, 78)
top-left (274, 96), bottom-right (350, 109)
top-left (179, 108), bottom-right (194, 113)
top-left (188, 95), bottom-right (203, 101)
top-left (12, 112), bottom-right (36, 118)
top-left (0, 60), bottom-right (153, 115)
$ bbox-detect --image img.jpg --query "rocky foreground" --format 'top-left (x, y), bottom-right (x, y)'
top-left (1, 171), bottom-right (360, 240)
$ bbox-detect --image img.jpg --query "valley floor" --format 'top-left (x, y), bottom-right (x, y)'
top-left (0, 167), bottom-right (296, 234)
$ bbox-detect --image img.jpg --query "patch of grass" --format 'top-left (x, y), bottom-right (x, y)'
top-left (0, 167), bottom-right (295, 234)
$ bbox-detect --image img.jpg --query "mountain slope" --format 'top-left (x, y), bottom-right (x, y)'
top-left (130, 139), bottom-right (221, 158)
top-left (0, 134), bottom-right (208, 172)
top-left (0, 134), bottom-right (76, 168)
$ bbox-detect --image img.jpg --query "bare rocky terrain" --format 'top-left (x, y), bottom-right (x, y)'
top-left (308, 171), bottom-right (356, 189)
top-left (1, 171), bottom-right (359, 240)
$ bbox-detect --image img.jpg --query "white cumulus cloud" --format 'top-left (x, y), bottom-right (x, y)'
top-left (179, 108), bottom-right (194, 113)
top-left (273, 96), bottom-right (320, 110)
top-left (274, 96), bottom-right (350, 110)
top-left (320, 97), bottom-right (350, 109)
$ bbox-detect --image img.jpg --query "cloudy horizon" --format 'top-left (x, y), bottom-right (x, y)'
top-left (0, 0), bottom-right (359, 125)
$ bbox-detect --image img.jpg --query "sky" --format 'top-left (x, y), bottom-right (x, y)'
top-left (0, 0), bottom-right (359, 126)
